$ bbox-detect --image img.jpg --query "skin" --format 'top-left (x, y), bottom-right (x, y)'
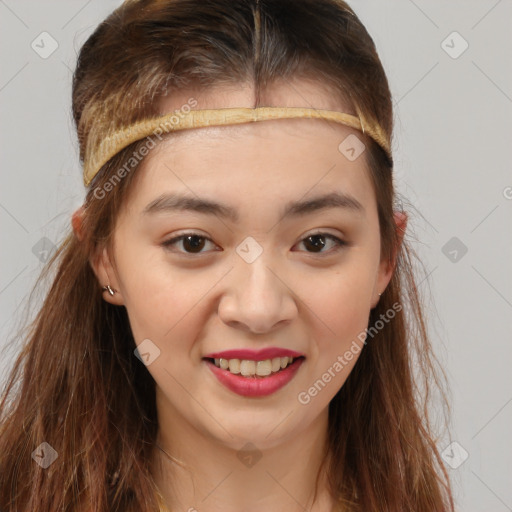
top-left (73, 78), bottom-right (407, 512)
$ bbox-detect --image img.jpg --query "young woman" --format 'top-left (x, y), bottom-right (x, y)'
top-left (0, 0), bottom-right (454, 510)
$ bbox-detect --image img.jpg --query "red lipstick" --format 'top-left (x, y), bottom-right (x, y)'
top-left (202, 347), bottom-right (305, 397)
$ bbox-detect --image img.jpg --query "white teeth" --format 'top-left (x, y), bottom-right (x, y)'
top-left (256, 360), bottom-right (272, 376)
top-left (211, 356), bottom-right (298, 377)
top-left (228, 359), bottom-right (241, 374)
top-left (240, 360), bottom-right (256, 376)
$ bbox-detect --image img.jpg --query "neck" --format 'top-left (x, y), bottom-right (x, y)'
top-left (150, 396), bottom-right (337, 512)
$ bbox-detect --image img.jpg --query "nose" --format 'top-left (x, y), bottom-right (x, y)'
top-left (217, 254), bottom-right (298, 334)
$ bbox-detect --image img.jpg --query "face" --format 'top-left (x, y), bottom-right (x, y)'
top-left (89, 79), bottom-right (396, 450)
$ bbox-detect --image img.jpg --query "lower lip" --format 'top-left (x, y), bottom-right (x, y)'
top-left (204, 357), bottom-right (305, 397)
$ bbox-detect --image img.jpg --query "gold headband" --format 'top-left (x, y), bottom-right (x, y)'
top-left (83, 106), bottom-right (390, 186)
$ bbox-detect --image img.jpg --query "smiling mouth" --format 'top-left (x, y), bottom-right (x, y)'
top-left (203, 356), bottom-right (305, 378)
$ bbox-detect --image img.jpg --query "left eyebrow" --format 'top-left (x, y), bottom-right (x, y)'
top-left (141, 191), bottom-right (365, 222)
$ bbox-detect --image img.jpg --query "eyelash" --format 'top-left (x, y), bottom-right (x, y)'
top-left (161, 231), bottom-right (347, 256)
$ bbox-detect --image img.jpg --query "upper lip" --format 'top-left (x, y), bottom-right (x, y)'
top-left (203, 347), bottom-right (304, 361)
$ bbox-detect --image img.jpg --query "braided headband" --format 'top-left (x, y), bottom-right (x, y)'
top-left (83, 106), bottom-right (390, 187)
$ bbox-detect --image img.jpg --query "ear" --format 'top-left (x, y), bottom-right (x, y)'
top-left (71, 205), bottom-right (125, 306)
top-left (89, 245), bottom-right (125, 306)
top-left (371, 211), bottom-right (408, 308)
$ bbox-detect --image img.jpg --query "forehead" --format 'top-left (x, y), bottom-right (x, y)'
top-left (129, 119), bottom-right (375, 220)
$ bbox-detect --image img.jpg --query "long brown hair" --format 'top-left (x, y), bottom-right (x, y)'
top-left (0, 0), bottom-right (454, 510)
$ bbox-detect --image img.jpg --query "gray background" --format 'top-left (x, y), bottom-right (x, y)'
top-left (1, 1), bottom-right (511, 510)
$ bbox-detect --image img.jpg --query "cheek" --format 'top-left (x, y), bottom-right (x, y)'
top-left (305, 256), bottom-right (376, 335)
top-left (112, 240), bottom-right (190, 341)
top-left (300, 252), bottom-right (376, 388)
top-left (115, 242), bottom-right (226, 365)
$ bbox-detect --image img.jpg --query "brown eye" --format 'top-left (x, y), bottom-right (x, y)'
top-left (296, 233), bottom-right (346, 254)
top-left (162, 233), bottom-right (216, 254)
